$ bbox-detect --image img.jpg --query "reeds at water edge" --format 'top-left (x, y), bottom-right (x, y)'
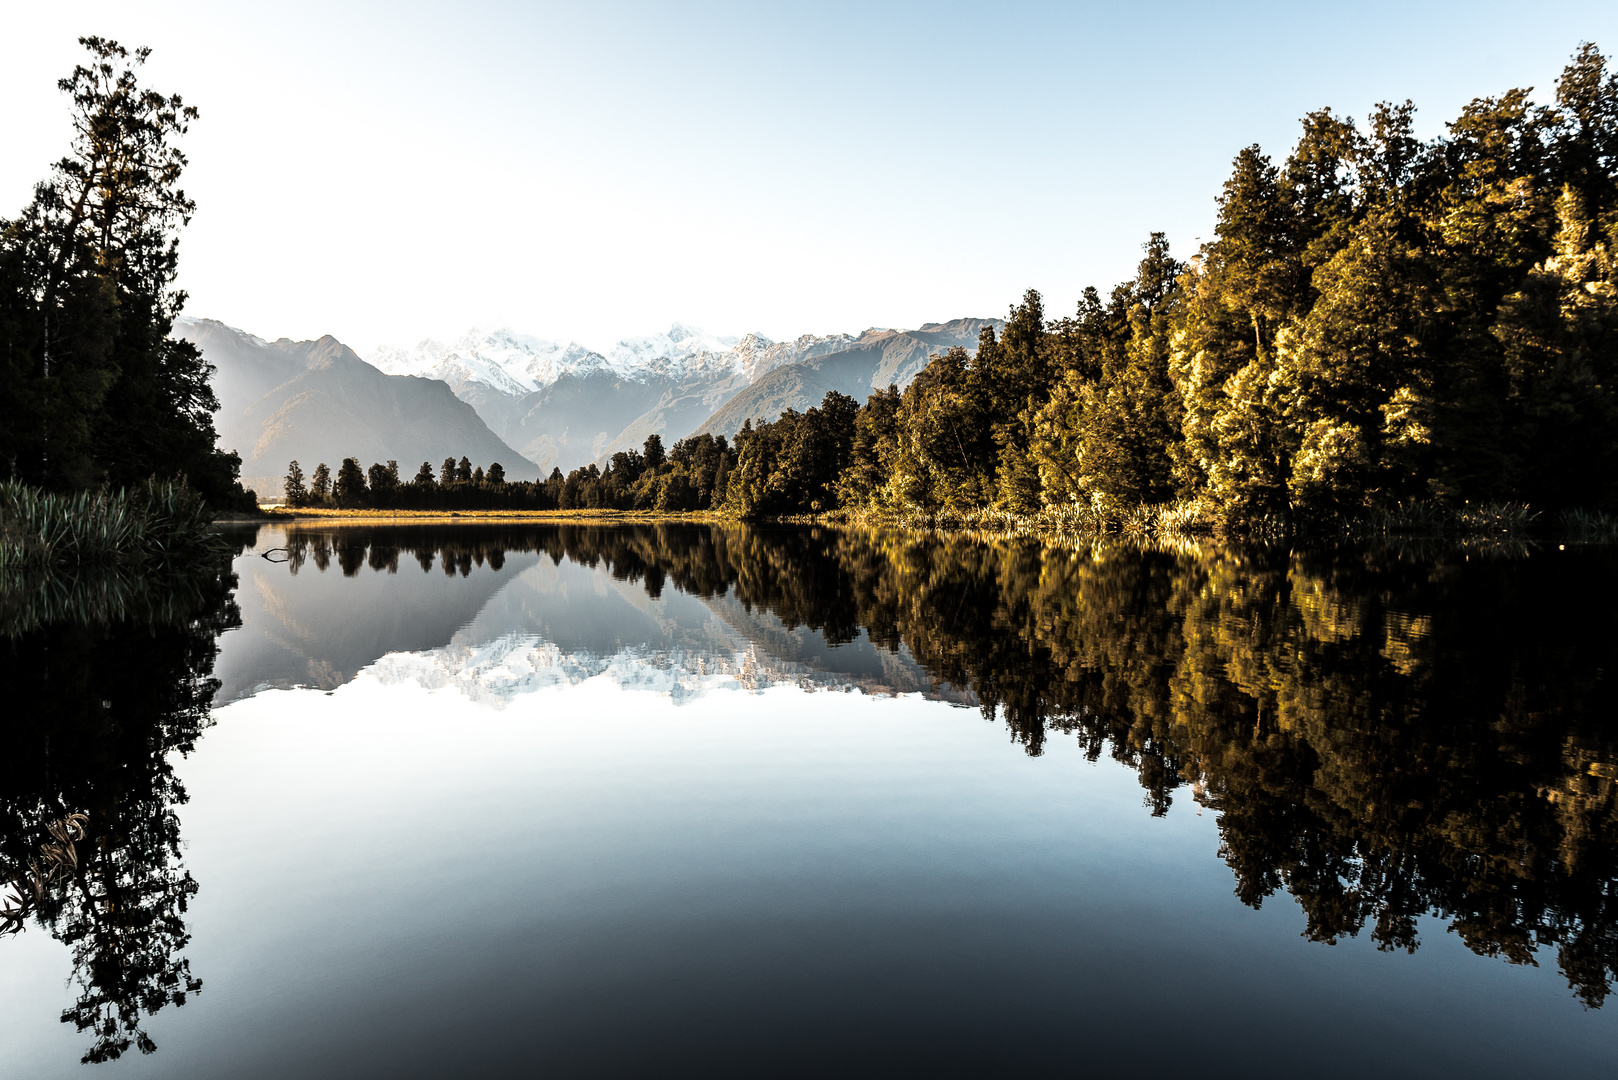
top-left (0, 479), bottom-right (220, 569)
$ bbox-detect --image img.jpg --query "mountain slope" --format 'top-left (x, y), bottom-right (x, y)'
top-left (180, 318), bottom-right (542, 495)
top-left (693, 318), bottom-right (998, 440)
top-left (371, 323), bottom-right (881, 472)
top-left (231, 316), bottom-right (1005, 480)
top-left (589, 330), bottom-right (871, 465)
top-left (504, 370), bottom-right (673, 472)
top-left (372, 324), bottom-right (758, 472)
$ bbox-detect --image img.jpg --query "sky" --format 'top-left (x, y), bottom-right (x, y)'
top-left (4, 1), bottom-right (1617, 357)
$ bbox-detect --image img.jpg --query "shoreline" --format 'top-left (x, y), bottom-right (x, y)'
top-left (217, 501), bottom-right (1618, 544)
top-left (233, 507), bottom-right (730, 525)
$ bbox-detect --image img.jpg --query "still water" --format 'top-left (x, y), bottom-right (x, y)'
top-left (3, 523), bottom-right (1617, 1077)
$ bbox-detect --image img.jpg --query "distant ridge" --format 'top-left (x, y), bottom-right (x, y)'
top-left (693, 318), bottom-right (999, 440)
top-left (178, 317), bottom-right (541, 496)
top-left (184, 315), bottom-right (1002, 489)
top-left (367, 318), bottom-right (1001, 472)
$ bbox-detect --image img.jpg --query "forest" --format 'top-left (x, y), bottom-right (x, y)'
top-left (279, 431), bottom-right (734, 511)
top-left (728, 42), bottom-right (1618, 530)
top-left (287, 42), bottom-right (1618, 532)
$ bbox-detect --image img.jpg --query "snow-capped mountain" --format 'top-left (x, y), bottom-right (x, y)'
top-left (187, 310), bottom-right (999, 485)
top-left (605, 323), bottom-right (743, 380)
top-left (371, 323), bottom-right (752, 391)
top-left (369, 328), bottom-right (604, 397)
top-left (370, 323), bottom-right (870, 402)
top-left (362, 322), bottom-right (891, 472)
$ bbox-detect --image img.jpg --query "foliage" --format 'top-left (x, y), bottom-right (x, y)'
top-left (0, 38), bottom-right (252, 510)
top-left (721, 44), bottom-right (1618, 535)
top-left (283, 432), bottom-right (743, 514)
top-left (0, 477), bottom-right (220, 568)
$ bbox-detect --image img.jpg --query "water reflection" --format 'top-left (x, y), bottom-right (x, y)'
top-left (1, 546), bottom-right (243, 1062)
top-left (227, 523), bottom-right (1618, 1008)
top-left (4, 521), bottom-right (1617, 1071)
top-left (217, 524), bottom-right (965, 704)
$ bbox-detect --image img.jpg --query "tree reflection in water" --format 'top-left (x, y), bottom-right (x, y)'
top-left (4, 520), bottom-right (1616, 1071)
top-left (278, 523), bottom-right (1618, 1007)
top-left (0, 539), bottom-right (245, 1062)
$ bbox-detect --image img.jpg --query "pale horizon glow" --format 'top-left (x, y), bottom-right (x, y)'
top-left (4, 1), bottom-right (1616, 359)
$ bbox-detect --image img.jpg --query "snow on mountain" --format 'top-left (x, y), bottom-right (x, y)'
top-left (363, 320), bottom-right (968, 472)
top-left (604, 323), bottom-right (741, 379)
top-left (370, 323), bottom-right (749, 395)
top-left (730, 330), bottom-right (861, 382)
top-left (368, 322), bottom-right (863, 399)
top-left (369, 327), bottom-right (609, 396)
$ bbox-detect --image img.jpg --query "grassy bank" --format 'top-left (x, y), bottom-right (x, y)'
top-left (0, 479), bottom-right (222, 569)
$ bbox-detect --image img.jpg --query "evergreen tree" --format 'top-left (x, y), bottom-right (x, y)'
top-left (1493, 184), bottom-right (1618, 507)
top-left (893, 346), bottom-right (992, 508)
top-left (1550, 43), bottom-right (1618, 222)
top-left (838, 384), bottom-right (902, 506)
top-left (309, 462), bottom-right (331, 504)
top-left (0, 37), bottom-right (249, 506)
top-left (283, 460), bottom-right (306, 507)
top-left (643, 434), bottom-right (666, 471)
top-left (366, 461), bottom-right (397, 504)
top-left (711, 452), bottom-right (731, 509)
top-left (334, 457), bottom-right (367, 508)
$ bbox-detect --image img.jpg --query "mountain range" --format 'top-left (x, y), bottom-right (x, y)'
top-left (182, 314), bottom-right (1000, 492)
top-left (180, 318), bottom-right (541, 497)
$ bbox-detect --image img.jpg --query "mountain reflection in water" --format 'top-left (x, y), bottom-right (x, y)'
top-left (225, 523), bottom-right (1618, 1007)
top-left (3, 521), bottom-right (1617, 1072)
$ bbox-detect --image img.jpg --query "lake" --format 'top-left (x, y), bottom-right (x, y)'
top-left (3, 522), bottom-right (1616, 1077)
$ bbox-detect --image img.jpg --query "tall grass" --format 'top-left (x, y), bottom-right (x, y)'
top-left (1349, 499), bottom-right (1544, 540)
top-left (0, 479), bottom-right (219, 569)
top-left (1557, 507), bottom-right (1618, 543)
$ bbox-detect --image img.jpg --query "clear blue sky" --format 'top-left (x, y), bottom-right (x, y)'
top-left (4, 1), bottom-right (1616, 354)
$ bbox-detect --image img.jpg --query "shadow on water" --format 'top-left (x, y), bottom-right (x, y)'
top-left (3, 520), bottom-right (1617, 1067)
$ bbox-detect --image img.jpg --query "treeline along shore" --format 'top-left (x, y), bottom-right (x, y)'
top-left (282, 43), bottom-right (1618, 538)
top-left (278, 432), bottom-right (733, 513)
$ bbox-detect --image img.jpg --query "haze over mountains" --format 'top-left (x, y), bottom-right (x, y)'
top-left (694, 319), bottom-right (1000, 440)
top-left (182, 314), bottom-right (1000, 493)
top-left (179, 318), bottom-right (542, 497)
top-left (371, 319), bottom-right (999, 469)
